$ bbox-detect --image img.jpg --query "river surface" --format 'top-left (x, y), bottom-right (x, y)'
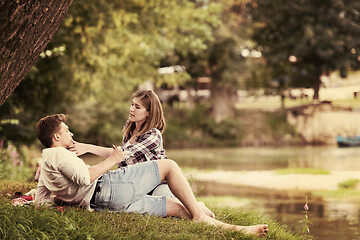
top-left (165, 146), bottom-right (360, 240)
top-left (84, 146), bottom-right (360, 240)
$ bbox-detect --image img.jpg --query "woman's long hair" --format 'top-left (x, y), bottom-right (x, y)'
top-left (123, 90), bottom-right (165, 140)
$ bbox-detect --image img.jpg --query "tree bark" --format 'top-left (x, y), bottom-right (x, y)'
top-left (0, 0), bottom-right (73, 106)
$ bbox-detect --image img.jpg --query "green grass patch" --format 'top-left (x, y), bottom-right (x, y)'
top-left (0, 180), bottom-right (310, 239)
top-left (313, 189), bottom-right (360, 199)
top-left (312, 179), bottom-right (360, 198)
top-left (338, 178), bottom-right (359, 189)
top-left (275, 168), bottom-right (330, 175)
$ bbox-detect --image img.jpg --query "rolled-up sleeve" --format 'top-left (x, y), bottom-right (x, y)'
top-left (59, 161), bottom-right (91, 186)
top-left (57, 149), bottom-right (91, 186)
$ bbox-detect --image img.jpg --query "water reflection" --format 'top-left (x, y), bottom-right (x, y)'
top-left (167, 146), bottom-right (360, 171)
top-left (194, 180), bottom-right (360, 240)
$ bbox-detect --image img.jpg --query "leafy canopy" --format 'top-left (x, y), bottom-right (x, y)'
top-left (250, 0), bottom-right (360, 98)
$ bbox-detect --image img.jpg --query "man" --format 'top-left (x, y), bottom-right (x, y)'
top-left (35, 114), bottom-right (269, 237)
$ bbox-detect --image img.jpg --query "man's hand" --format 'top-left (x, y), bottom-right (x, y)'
top-left (108, 146), bottom-right (125, 165)
top-left (88, 145), bottom-right (125, 183)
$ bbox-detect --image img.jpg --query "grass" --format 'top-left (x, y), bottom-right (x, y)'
top-left (338, 178), bottom-right (359, 189)
top-left (235, 94), bottom-right (360, 111)
top-left (312, 179), bottom-right (360, 199)
top-left (0, 180), bottom-right (309, 240)
top-left (275, 168), bottom-right (330, 175)
top-left (313, 189), bottom-right (360, 199)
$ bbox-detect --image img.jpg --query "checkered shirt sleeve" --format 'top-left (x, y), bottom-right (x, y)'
top-left (120, 128), bottom-right (167, 166)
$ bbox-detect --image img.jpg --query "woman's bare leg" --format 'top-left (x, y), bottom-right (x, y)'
top-left (166, 198), bottom-right (215, 219)
top-left (157, 160), bottom-right (269, 237)
top-left (157, 160), bottom-right (207, 222)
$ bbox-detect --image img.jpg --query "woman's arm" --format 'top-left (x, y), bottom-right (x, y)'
top-left (70, 141), bottom-right (112, 158)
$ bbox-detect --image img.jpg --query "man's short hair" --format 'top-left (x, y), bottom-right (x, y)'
top-left (36, 114), bottom-right (68, 148)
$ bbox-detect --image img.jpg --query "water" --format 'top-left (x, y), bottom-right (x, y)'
top-left (166, 146), bottom-right (360, 240)
top-left (166, 146), bottom-right (360, 171)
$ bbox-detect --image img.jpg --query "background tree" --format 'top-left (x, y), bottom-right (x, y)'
top-left (173, 0), bottom-right (255, 122)
top-left (0, 0), bottom-right (220, 145)
top-left (0, 0), bottom-right (73, 106)
top-left (249, 0), bottom-right (360, 100)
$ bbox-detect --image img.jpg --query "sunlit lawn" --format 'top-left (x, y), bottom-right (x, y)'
top-left (0, 180), bottom-right (306, 240)
top-left (235, 95), bottom-right (360, 111)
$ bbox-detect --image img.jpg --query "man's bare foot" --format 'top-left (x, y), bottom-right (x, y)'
top-left (237, 224), bottom-right (269, 237)
top-left (198, 201), bottom-right (215, 218)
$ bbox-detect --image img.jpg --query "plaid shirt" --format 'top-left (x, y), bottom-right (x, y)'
top-left (119, 128), bottom-right (167, 167)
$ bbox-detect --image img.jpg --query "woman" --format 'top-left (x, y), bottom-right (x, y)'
top-left (119, 90), bottom-right (173, 197)
top-left (120, 90), bottom-right (167, 166)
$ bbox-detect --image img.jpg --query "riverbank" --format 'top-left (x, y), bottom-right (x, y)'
top-left (189, 170), bottom-right (360, 192)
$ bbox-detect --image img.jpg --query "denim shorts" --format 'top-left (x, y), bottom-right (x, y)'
top-left (91, 161), bottom-right (167, 217)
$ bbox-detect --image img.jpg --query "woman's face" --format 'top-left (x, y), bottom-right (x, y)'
top-left (129, 97), bottom-right (149, 124)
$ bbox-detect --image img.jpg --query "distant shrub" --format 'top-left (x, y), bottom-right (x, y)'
top-left (0, 141), bottom-right (37, 182)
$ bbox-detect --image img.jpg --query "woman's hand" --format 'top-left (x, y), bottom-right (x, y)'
top-left (69, 141), bottom-right (89, 156)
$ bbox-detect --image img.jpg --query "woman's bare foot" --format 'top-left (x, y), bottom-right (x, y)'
top-left (198, 201), bottom-right (215, 218)
top-left (237, 224), bottom-right (269, 237)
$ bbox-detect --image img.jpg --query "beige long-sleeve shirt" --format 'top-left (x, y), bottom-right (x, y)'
top-left (35, 147), bottom-right (96, 211)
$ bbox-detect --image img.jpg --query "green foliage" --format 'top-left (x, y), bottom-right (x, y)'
top-left (0, 143), bottom-right (38, 182)
top-left (67, 100), bottom-right (129, 146)
top-left (1, 0), bottom-right (220, 146)
top-left (265, 111), bottom-right (298, 137)
top-left (164, 105), bottom-right (300, 148)
top-left (164, 104), bottom-right (242, 148)
top-left (249, 0), bottom-right (360, 99)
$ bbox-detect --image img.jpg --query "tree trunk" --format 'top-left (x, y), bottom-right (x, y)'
top-left (312, 71), bottom-right (322, 100)
top-left (0, 0), bottom-right (73, 106)
top-left (210, 82), bottom-right (235, 123)
top-left (280, 93), bottom-right (285, 109)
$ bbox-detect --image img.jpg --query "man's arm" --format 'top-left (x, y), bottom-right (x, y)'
top-left (87, 146), bottom-right (124, 183)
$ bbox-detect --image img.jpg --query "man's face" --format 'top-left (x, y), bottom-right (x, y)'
top-left (56, 122), bottom-right (74, 148)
